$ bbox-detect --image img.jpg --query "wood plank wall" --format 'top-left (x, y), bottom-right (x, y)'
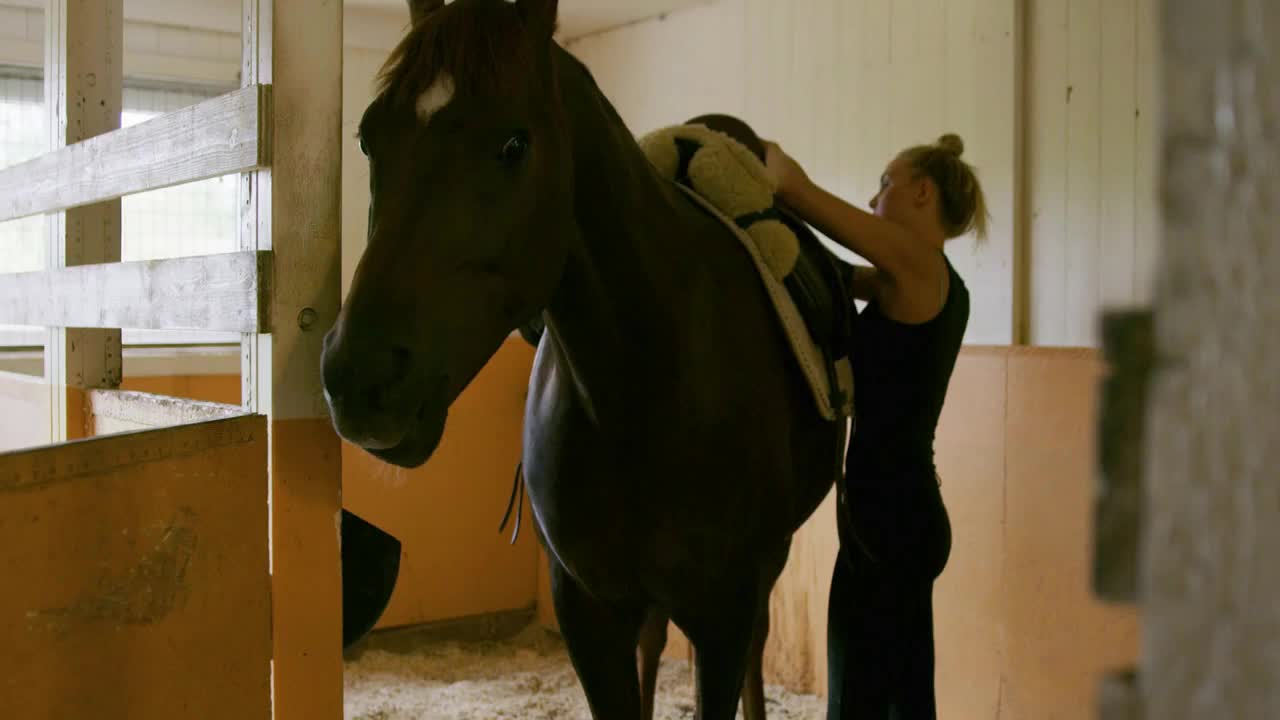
top-left (567, 0), bottom-right (1161, 348)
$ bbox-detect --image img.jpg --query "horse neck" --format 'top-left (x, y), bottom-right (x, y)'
top-left (542, 48), bottom-right (722, 426)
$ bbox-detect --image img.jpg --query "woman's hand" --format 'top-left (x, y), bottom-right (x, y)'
top-left (758, 140), bottom-right (937, 321)
top-left (762, 140), bottom-right (810, 201)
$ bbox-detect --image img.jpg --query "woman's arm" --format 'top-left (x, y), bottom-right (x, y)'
top-left (762, 140), bottom-right (936, 294)
top-left (850, 265), bottom-right (881, 303)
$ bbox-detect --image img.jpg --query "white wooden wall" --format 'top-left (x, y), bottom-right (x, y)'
top-left (1026, 0), bottom-right (1159, 346)
top-left (568, 0), bottom-right (1161, 347)
top-left (569, 0), bottom-right (1018, 344)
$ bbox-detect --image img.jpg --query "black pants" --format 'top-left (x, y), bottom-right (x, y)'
top-left (827, 479), bottom-right (952, 720)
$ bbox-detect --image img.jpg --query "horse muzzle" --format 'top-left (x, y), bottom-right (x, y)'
top-left (324, 382), bottom-right (450, 468)
top-left (321, 329), bottom-right (451, 467)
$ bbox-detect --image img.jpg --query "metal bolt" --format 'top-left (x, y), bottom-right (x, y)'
top-left (298, 307), bottom-right (318, 330)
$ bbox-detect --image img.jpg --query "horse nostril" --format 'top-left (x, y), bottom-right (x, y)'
top-left (323, 340), bottom-right (413, 418)
top-left (364, 346), bottom-right (412, 413)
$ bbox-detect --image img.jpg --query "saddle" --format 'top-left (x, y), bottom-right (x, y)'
top-left (637, 116), bottom-right (855, 421)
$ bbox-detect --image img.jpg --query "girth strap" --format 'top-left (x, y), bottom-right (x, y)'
top-left (499, 461), bottom-right (525, 545)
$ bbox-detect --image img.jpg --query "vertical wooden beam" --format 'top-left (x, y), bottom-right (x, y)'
top-left (240, 1), bottom-right (344, 718)
top-left (1139, 0), bottom-right (1280, 717)
top-left (44, 0), bottom-right (123, 441)
top-left (1011, 0), bottom-right (1030, 344)
top-left (240, 0), bottom-right (272, 416)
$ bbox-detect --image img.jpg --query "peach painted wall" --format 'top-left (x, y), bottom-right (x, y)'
top-left (119, 374), bottom-right (242, 404)
top-left (342, 339), bottom-right (540, 628)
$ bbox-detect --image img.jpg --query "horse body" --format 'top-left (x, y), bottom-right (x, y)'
top-left (323, 1), bottom-right (842, 716)
top-left (530, 48), bottom-right (843, 719)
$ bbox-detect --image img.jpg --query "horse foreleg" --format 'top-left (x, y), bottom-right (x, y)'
top-left (740, 604), bottom-right (770, 720)
top-left (637, 608), bottom-right (669, 720)
top-left (548, 559), bottom-right (646, 720)
top-left (689, 587), bottom-right (764, 720)
top-left (693, 543), bottom-right (789, 720)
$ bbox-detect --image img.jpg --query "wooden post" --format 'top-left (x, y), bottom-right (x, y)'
top-left (44, 0), bottom-right (124, 441)
top-left (241, 0), bottom-right (345, 717)
top-left (1137, 0), bottom-right (1280, 717)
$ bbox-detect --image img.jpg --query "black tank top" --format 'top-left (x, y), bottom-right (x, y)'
top-left (845, 256), bottom-right (969, 487)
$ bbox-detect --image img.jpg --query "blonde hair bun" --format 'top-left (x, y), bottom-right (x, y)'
top-left (936, 133), bottom-right (965, 157)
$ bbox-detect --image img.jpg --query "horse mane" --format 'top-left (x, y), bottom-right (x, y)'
top-left (377, 0), bottom-right (541, 105)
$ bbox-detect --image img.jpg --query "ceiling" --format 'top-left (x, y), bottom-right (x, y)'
top-left (347, 0), bottom-right (711, 39)
top-left (1, 0), bottom-right (711, 42)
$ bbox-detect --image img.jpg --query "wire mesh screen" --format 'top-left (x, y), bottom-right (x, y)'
top-left (120, 84), bottom-right (239, 262)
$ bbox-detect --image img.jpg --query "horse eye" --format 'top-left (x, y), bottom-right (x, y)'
top-left (498, 132), bottom-right (530, 165)
top-left (358, 135), bottom-right (369, 157)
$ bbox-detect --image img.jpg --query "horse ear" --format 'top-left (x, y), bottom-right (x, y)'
top-left (407, 0), bottom-right (444, 26)
top-left (516, 0), bottom-right (558, 40)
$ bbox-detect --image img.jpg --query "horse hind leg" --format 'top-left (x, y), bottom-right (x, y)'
top-left (637, 607), bottom-right (669, 720)
top-left (548, 560), bottom-right (646, 720)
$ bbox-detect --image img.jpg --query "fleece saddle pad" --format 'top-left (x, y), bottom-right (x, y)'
top-left (638, 123), bottom-right (855, 422)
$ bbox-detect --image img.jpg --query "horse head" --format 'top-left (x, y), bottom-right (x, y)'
top-left (322, 0), bottom-right (571, 467)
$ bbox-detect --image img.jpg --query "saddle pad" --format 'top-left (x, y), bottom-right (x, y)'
top-left (638, 124), bottom-right (854, 421)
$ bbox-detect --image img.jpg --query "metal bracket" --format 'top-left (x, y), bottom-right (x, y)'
top-left (1094, 308), bottom-right (1155, 604)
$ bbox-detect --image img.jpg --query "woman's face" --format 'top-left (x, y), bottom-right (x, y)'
top-left (868, 156), bottom-right (924, 225)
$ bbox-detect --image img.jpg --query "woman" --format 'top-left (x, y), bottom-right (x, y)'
top-left (764, 134), bottom-right (988, 719)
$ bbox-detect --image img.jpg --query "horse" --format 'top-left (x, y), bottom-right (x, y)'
top-left (321, 1), bottom-right (845, 717)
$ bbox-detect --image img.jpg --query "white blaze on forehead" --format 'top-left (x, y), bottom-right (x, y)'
top-left (416, 72), bottom-right (456, 125)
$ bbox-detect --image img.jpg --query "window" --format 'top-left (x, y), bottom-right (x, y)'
top-left (0, 68), bottom-right (241, 348)
top-left (0, 72), bottom-right (46, 277)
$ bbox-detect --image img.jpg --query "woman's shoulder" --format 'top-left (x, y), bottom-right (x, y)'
top-left (942, 256), bottom-right (970, 299)
top-left (938, 256), bottom-right (971, 323)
